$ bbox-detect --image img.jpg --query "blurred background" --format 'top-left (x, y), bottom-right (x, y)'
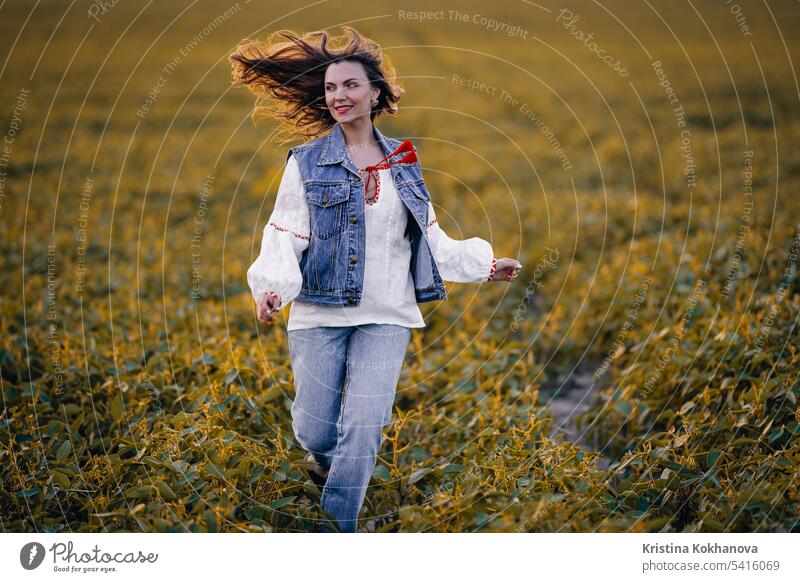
top-left (1, 0), bottom-right (799, 532)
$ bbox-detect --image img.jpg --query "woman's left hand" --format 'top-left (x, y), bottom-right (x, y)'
top-left (490, 258), bottom-right (522, 282)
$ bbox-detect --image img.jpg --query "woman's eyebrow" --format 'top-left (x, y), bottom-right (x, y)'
top-left (325, 78), bottom-right (361, 85)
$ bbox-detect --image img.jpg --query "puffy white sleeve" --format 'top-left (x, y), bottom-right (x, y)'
top-left (425, 201), bottom-right (496, 283)
top-left (246, 154), bottom-right (310, 310)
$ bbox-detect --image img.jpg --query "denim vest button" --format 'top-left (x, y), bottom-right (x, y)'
top-left (321, 192), bottom-right (329, 204)
top-left (347, 297), bottom-right (355, 304)
top-left (349, 256), bottom-right (358, 265)
top-left (350, 216), bottom-right (358, 224)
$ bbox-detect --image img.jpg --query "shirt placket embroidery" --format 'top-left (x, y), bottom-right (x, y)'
top-left (360, 139), bottom-right (417, 207)
top-left (361, 169), bottom-right (381, 206)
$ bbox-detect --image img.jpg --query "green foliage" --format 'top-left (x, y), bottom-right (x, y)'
top-left (1, 0), bottom-right (799, 532)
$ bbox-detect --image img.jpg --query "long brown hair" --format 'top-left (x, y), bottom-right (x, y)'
top-left (229, 26), bottom-right (404, 144)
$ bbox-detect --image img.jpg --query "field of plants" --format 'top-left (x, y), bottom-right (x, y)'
top-left (1, 0), bottom-right (799, 532)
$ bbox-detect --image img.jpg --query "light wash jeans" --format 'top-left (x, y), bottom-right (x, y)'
top-left (287, 323), bottom-right (412, 532)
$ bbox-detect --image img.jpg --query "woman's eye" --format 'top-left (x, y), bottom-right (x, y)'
top-left (325, 83), bottom-right (357, 91)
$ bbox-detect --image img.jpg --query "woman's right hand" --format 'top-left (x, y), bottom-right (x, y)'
top-left (256, 291), bottom-right (282, 324)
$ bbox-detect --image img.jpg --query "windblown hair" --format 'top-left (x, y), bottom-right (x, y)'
top-left (229, 26), bottom-right (403, 144)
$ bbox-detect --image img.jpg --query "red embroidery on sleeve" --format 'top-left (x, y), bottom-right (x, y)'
top-left (268, 222), bottom-right (310, 241)
top-left (487, 258), bottom-right (497, 281)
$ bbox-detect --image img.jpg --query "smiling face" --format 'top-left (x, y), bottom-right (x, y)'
top-left (324, 59), bottom-right (379, 123)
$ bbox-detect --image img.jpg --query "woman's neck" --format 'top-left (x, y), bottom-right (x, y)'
top-left (340, 119), bottom-right (378, 153)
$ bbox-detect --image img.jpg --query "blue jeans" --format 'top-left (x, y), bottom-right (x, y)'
top-left (287, 324), bottom-right (412, 532)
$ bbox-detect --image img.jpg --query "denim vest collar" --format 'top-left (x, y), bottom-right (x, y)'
top-left (316, 121), bottom-right (406, 184)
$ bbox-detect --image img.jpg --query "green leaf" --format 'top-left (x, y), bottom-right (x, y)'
top-left (767, 428), bottom-right (784, 443)
top-left (16, 487), bottom-right (41, 497)
top-left (267, 496), bottom-right (296, 510)
top-left (372, 464), bottom-right (391, 481)
top-left (743, 500), bottom-right (768, 511)
top-left (703, 518), bottom-right (725, 532)
top-left (408, 468), bottom-right (428, 485)
top-left (110, 392), bottom-right (124, 421)
top-left (615, 401), bottom-right (633, 415)
top-left (663, 460), bottom-right (697, 476)
top-left (204, 510), bottom-right (217, 533)
top-left (409, 446), bottom-right (430, 462)
top-left (158, 482), bottom-right (177, 501)
top-left (706, 449), bottom-right (722, 467)
top-left (55, 439), bottom-right (72, 462)
top-left (124, 485), bottom-right (153, 499)
top-left (205, 463), bottom-right (225, 479)
top-left (175, 471), bottom-right (199, 487)
top-left (224, 370), bottom-right (239, 386)
top-left (457, 380), bottom-right (476, 393)
top-left (51, 471), bottom-right (70, 489)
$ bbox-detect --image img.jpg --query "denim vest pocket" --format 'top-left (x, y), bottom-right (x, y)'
top-left (407, 179), bottom-right (430, 201)
top-left (306, 181), bottom-right (350, 240)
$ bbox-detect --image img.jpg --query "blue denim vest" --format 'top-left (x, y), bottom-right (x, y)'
top-left (286, 122), bottom-right (448, 307)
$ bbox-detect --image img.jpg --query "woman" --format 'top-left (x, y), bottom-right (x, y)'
top-left (230, 26), bottom-right (521, 532)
